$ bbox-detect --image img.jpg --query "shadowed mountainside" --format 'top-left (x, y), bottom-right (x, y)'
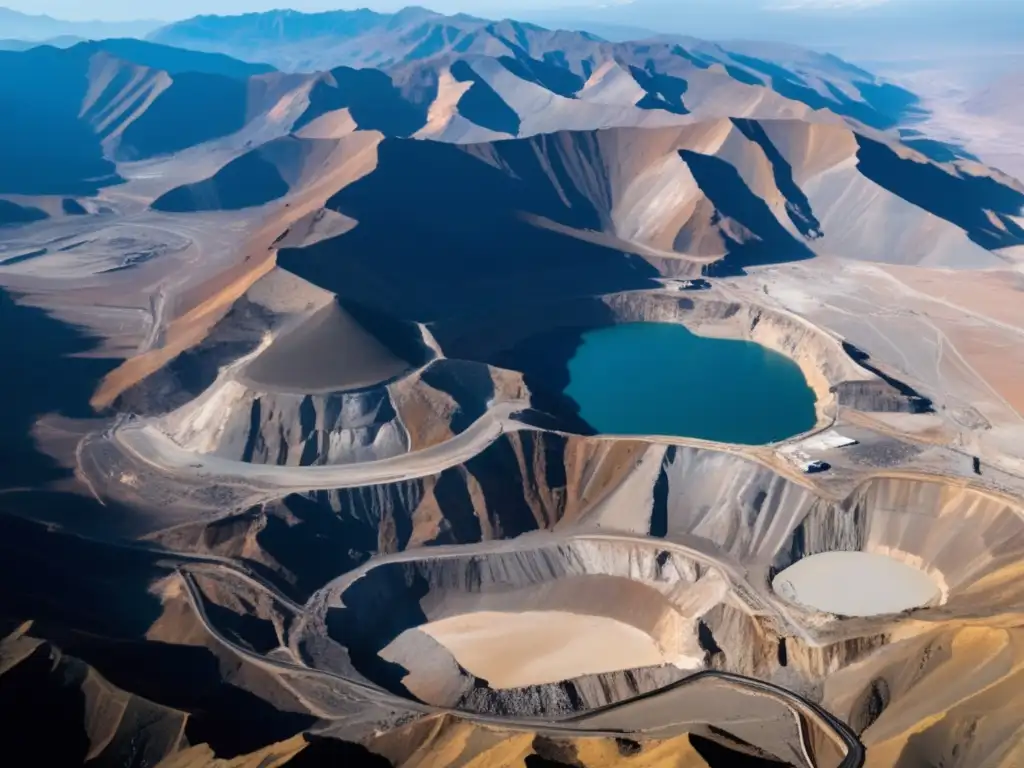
top-left (0, 288), bottom-right (119, 490)
top-left (277, 136), bottom-right (659, 322)
top-left (116, 70), bottom-right (251, 160)
top-left (0, 40), bottom-right (297, 194)
top-left (152, 148), bottom-right (290, 212)
top-left (855, 135), bottom-right (1024, 249)
top-left (270, 119), bottom-right (1023, 318)
top-left (0, 200), bottom-right (48, 226)
top-left (0, 46), bottom-right (122, 194)
top-left (75, 38), bottom-right (276, 78)
top-left (293, 65), bottom-right (429, 137)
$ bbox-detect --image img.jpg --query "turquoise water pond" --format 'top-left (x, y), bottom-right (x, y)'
top-left (564, 322), bottom-right (817, 444)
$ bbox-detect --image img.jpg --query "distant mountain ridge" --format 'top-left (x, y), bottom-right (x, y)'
top-left (0, 35), bottom-right (83, 51)
top-left (0, 39), bottom-right (281, 195)
top-left (528, 0), bottom-right (1024, 54)
top-left (3, 8), bottom-right (988, 209)
top-left (0, 6), bottom-right (160, 41)
top-left (149, 7), bottom-right (587, 73)
top-left (3, 24), bottom-right (1017, 274)
top-left (148, 5), bottom-right (924, 133)
top-left (73, 37), bottom-right (275, 78)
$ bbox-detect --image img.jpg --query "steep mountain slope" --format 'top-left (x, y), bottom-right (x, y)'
top-left (0, 42), bottom-right (299, 195)
top-left (0, 45), bottom-right (123, 195)
top-left (0, 199), bottom-right (47, 226)
top-left (0, 27), bottom-right (951, 203)
top-left (266, 119), bottom-right (1020, 325)
top-left (0, 622), bottom-right (189, 766)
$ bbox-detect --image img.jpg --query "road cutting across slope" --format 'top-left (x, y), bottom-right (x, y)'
top-left (175, 563), bottom-right (862, 766)
top-left (112, 399), bottom-right (530, 490)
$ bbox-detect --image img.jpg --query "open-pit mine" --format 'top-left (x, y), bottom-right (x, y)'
top-left (3, 9), bottom-right (1024, 767)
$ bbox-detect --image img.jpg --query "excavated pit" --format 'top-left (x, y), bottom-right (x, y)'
top-left (125, 413), bottom-right (1024, 739)
top-left (280, 438), bottom-right (1024, 721)
top-left (118, 285), bottom-right (920, 481)
top-left (769, 475), bottom-right (1024, 622)
top-left (431, 290), bottom-right (923, 440)
top-left (301, 538), bottom-right (719, 717)
top-left (96, 265), bottom-right (1024, 719)
top-left (561, 320), bottom-right (817, 443)
top-left (651, 446), bottom-right (1024, 624)
top-left (110, 269), bottom-right (485, 468)
top-left (408, 608), bottom-right (672, 689)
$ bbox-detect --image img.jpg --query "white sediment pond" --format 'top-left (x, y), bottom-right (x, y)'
top-left (772, 551), bottom-right (941, 617)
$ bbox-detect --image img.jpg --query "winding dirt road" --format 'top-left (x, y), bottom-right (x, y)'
top-left (113, 399), bottom-right (530, 491)
top-left (176, 561), bottom-right (863, 766)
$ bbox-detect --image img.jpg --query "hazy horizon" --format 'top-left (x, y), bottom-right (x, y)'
top-left (9, 0), bottom-right (549, 23)
top-left (4, 0), bottom-right (1021, 62)
top-left (0, 0), bottom-right (995, 24)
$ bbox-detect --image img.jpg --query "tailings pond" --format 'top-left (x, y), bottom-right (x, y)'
top-left (563, 323), bottom-right (817, 444)
top-left (773, 552), bottom-right (942, 616)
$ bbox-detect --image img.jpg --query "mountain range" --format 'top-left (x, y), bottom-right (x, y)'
top-left (0, 5), bottom-right (160, 40)
top-left (5, 0), bottom-right (1022, 54)
top-left (2, 5), bottom-right (1024, 767)
top-left (529, 0), bottom-right (1024, 54)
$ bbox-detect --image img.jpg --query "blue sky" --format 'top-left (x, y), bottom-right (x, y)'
top-left (7, 0), bottom-right (539, 21)
top-left (6, 0), bottom-right (897, 23)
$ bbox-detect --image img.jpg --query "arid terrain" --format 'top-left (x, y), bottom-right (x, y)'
top-left (2, 6), bottom-right (1024, 767)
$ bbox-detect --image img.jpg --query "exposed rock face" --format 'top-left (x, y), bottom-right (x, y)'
top-left (279, 449), bottom-right (1024, 728)
top-left (833, 381), bottom-right (932, 414)
top-left (659, 445), bottom-right (823, 563)
top-left (428, 288), bottom-right (904, 438)
top-left (455, 664), bottom-right (691, 718)
top-left (163, 381), bottom-right (410, 467)
top-left (786, 633), bottom-right (891, 682)
top-left (257, 433), bottom-right (1024, 730)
